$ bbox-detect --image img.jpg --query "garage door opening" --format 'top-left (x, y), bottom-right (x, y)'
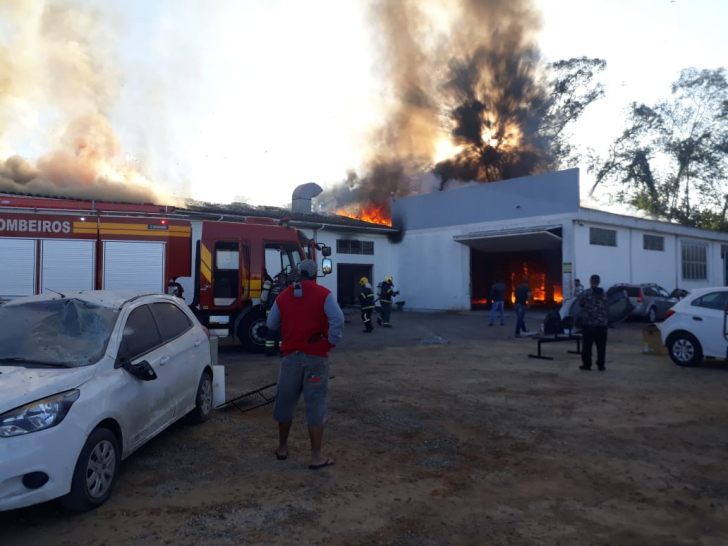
top-left (336, 263), bottom-right (373, 307)
top-left (456, 227), bottom-right (563, 310)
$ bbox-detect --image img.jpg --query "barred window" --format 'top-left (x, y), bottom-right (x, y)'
top-left (682, 243), bottom-right (707, 281)
top-left (643, 234), bottom-right (665, 251)
top-left (589, 227), bottom-right (617, 247)
top-left (336, 239), bottom-right (374, 255)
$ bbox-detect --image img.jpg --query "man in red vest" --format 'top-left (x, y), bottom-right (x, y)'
top-left (265, 259), bottom-right (344, 470)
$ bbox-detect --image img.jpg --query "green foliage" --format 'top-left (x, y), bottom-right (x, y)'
top-left (590, 68), bottom-right (728, 231)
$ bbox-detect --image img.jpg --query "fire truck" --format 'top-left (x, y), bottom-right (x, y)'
top-left (0, 195), bottom-right (332, 351)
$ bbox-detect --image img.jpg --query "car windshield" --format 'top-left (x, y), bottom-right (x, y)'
top-left (0, 298), bottom-right (119, 367)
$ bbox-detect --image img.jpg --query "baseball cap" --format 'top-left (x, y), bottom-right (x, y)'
top-left (297, 259), bottom-right (318, 278)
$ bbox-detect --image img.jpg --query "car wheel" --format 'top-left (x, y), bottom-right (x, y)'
top-left (188, 371), bottom-right (213, 424)
top-left (646, 306), bottom-right (657, 323)
top-left (666, 332), bottom-right (703, 367)
top-left (237, 308), bottom-right (266, 352)
top-left (61, 427), bottom-right (119, 512)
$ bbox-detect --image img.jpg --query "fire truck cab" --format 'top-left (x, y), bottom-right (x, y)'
top-left (186, 217), bottom-right (331, 352)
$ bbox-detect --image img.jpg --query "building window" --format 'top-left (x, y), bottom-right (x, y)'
top-left (336, 239), bottom-right (374, 255)
top-left (643, 234), bottom-right (665, 251)
top-left (589, 227), bottom-right (617, 247)
top-left (682, 243), bottom-right (707, 281)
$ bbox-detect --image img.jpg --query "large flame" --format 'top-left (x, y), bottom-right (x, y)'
top-left (336, 203), bottom-right (392, 226)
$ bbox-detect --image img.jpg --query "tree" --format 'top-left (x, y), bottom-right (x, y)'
top-left (541, 57), bottom-right (607, 168)
top-left (590, 68), bottom-right (728, 230)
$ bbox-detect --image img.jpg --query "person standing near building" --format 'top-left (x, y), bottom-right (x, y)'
top-left (358, 277), bottom-right (375, 333)
top-left (514, 277), bottom-right (533, 338)
top-left (578, 274), bottom-right (609, 371)
top-left (376, 276), bottom-right (398, 328)
top-left (488, 278), bottom-right (506, 327)
top-left (574, 278), bottom-right (585, 297)
top-left (265, 259), bottom-right (344, 469)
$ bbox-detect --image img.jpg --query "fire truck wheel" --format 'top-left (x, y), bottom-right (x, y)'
top-left (238, 309), bottom-right (267, 353)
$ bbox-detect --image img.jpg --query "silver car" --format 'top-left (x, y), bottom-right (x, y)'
top-left (606, 283), bottom-right (681, 323)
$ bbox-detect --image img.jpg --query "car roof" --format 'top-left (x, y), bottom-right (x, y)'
top-left (684, 286), bottom-right (728, 298)
top-left (1, 290), bottom-right (168, 309)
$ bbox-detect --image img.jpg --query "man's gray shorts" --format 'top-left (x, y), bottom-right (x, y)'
top-left (273, 352), bottom-right (329, 425)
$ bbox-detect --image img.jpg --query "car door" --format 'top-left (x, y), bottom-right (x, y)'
top-left (116, 303), bottom-right (178, 450)
top-left (687, 291), bottom-right (728, 358)
top-left (149, 301), bottom-right (207, 415)
top-left (654, 285), bottom-right (677, 319)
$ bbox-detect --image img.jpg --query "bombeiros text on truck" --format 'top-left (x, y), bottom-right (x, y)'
top-left (0, 195), bottom-right (332, 352)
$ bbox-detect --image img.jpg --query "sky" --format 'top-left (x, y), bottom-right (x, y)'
top-left (1, 0), bottom-right (727, 207)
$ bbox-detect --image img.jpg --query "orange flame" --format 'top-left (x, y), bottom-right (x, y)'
top-left (337, 204), bottom-right (392, 226)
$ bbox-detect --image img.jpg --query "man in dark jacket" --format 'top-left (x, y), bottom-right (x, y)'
top-left (513, 277), bottom-right (533, 337)
top-left (358, 277), bottom-right (375, 333)
top-left (488, 278), bottom-right (506, 327)
top-left (578, 274), bottom-right (609, 371)
top-left (266, 260), bottom-right (344, 469)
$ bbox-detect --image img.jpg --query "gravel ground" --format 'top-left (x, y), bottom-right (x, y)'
top-left (3, 308), bottom-right (728, 545)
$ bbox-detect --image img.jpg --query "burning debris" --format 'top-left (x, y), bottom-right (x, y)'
top-left (0, 1), bottom-right (176, 205)
top-left (321, 0), bottom-right (604, 225)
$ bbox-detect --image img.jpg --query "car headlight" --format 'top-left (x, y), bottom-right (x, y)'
top-left (0, 390), bottom-right (80, 438)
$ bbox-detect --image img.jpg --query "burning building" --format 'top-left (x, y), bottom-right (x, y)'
top-left (389, 168), bottom-right (728, 312)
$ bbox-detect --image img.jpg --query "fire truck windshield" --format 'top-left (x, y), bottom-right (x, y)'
top-left (264, 244), bottom-right (303, 279)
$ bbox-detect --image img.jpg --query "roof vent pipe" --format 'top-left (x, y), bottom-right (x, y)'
top-left (292, 183), bottom-right (323, 214)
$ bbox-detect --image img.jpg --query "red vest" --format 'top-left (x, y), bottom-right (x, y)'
top-left (275, 280), bottom-right (333, 357)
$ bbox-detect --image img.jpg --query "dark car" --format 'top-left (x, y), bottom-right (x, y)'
top-left (560, 290), bottom-right (635, 331)
top-left (606, 283), bottom-right (682, 323)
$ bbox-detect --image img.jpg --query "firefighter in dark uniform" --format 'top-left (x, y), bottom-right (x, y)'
top-left (376, 276), bottom-right (398, 328)
top-left (264, 271), bottom-right (288, 355)
top-left (358, 277), bottom-right (375, 333)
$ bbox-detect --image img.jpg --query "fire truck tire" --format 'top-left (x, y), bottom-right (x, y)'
top-left (237, 308), bottom-right (267, 353)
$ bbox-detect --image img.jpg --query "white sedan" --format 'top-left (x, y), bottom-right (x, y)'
top-left (659, 287), bottom-right (728, 367)
top-left (0, 290), bottom-right (216, 512)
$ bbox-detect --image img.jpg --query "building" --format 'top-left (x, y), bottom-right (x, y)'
top-left (4, 167), bottom-right (728, 314)
top-left (391, 168), bottom-right (728, 311)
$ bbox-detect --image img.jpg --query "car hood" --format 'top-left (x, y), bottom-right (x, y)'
top-left (0, 365), bottom-right (97, 414)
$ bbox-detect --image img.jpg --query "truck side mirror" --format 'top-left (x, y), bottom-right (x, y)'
top-left (321, 246), bottom-right (332, 257)
top-left (321, 258), bottom-right (332, 275)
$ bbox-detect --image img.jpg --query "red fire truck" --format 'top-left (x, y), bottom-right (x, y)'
top-left (0, 195), bottom-right (331, 351)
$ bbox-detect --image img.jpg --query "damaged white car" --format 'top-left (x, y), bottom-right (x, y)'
top-left (0, 290), bottom-right (215, 512)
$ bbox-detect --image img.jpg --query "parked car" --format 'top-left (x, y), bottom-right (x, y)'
top-left (659, 287), bottom-right (728, 367)
top-left (606, 283), bottom-right (681, 323)
top-left (0, 290), bottom-right (215, 512)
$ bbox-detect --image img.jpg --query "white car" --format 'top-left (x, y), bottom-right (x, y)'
top-left (659, 287), bottom-right (728, 367)
top-left (0, 290), bottom-right (216, 512)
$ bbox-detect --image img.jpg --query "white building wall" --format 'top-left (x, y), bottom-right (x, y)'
top-left (304, 228), bottom-right (398, 298)
top-left (631, 230), bottom-right (679, 289)
top-left (572, 220), bottom-right (727, 293)
top-left (573, 222), bottom-right (630, 289)
top-left (397, 227), bottom-right (471, 311)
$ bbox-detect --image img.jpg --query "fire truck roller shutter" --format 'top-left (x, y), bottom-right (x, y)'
top-left (0, 238), bottom-right (36, 299)
top-left (41, 240), bottom-right (95, 294)
top-left (103, 241), bottom-right (166, 292)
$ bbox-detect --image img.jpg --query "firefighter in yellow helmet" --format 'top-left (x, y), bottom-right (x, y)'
top-left (358, 277), bottom-right (375, 333)
top-left (376, 276), bottom-right (399, 328)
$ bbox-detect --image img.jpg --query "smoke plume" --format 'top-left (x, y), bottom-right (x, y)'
top-left (320, 0), bottom-right (551, 219)
top-left (0, 0), bottom-right (175, 205)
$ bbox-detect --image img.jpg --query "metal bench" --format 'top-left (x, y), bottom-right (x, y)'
top-left (528, 333), bottom-right (583, 361)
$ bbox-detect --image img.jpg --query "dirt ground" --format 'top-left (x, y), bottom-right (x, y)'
top-left (3, 308), bottom-right (728, 545)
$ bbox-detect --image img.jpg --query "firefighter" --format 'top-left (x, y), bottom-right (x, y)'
top-left (264, 271), bottom-right (288, 356)
top-left (376, 276), bottom-right (399, 328)
top-left (358, 277), bottom-right (375, 333)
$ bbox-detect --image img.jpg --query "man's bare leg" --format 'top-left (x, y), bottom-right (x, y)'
top-left (308, 425), bottom-right (333, 466)
top-left (277, 421), bottom-right (292, 458)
